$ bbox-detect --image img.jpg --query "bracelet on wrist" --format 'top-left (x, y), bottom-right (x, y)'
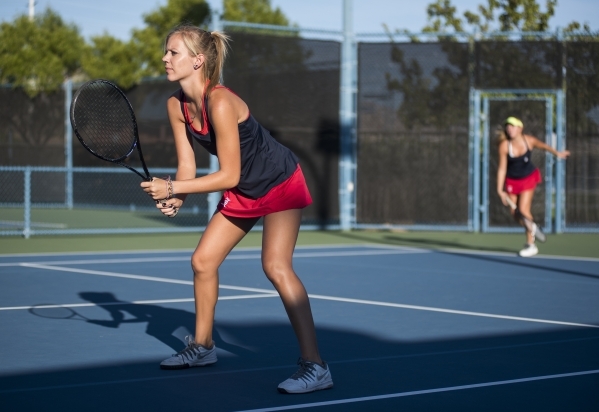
top-left (164, 176), bottom-right (174, 200)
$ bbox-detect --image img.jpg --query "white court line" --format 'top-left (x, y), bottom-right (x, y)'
top-left (19, 263), bottom-right (278, 295)
top-left (1, 242), bottom-right (597, 262)
top-left (16, 263), bottom-right (599, 329)
top-left (307, 294), bottom-right (599, 329)
top-left (0, 244), bottom-right (381, 258)
top-left (2, 337), bottom-right (598, 395)
top-left (0, 294), bottom-right (278, 312)
top-left (0, 248), bottom-right (427, 267)
top-left (234, 369), bottom-right (599, 412)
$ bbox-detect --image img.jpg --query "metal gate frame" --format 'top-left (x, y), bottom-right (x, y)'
top-left (471, 89), bottom-right (566, 233)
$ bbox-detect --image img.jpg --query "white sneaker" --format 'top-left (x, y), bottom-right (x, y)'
top-left (518, 243), bottom-right (538, 257)
top-left (160, 336), bottom-right (217, 370)
top-left (277, 358), bottom-right (333, 394)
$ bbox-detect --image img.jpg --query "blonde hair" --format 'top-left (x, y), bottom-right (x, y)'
top-left (496, 128), bottom-right (508, 146)
top-left (164, 24), bottom-right (231, 96)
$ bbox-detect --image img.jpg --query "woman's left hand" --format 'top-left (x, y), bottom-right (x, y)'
top-left (156, 198), bottom-right (183, 218)
top-left (141, 177), bottom-right (169, 201)
top-left (556, 150), bottom-right (570, 159)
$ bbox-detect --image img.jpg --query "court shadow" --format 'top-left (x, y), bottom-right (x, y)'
top-left (75, 292), bottom-right (255, 356)
top-left (441, 253), bottom-right (599, 281)
top-left (2, 315), bottom-right (598, 412)
top-left (334, 231), bottom-right (517, 253)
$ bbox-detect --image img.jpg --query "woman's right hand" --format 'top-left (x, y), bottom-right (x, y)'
top-left (498, 191), bottom-right (508, 206)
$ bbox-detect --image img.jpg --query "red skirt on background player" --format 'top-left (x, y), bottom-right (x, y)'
top-left (217, 165), bottom-right (312, 218)
top-left (504, 168), bottom-right (542, 195)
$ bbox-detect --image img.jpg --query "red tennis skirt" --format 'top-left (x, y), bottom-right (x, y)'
top-left (505, 168), bottom-right (542, 195)
top-left (216, 165), bottom-right (312, 218)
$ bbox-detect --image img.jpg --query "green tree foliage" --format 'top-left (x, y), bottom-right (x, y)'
top-left (220, 0), bottom-right (307, 82)
top-left (385, 41), bottom-right (470, 131)
top-left (423, 0), bottom-right (465, 32)
top-left (0, 9), bottom-right (84, 96)
top-left (423, 0), bottom-right (558, 33)
top-left (223, 0), bottom-right (289, 25)
top-left (131, 0), bottom-right (211, 78)
top-left (386, 0), bottom-right (596, 133)
top-left (81, 35), bottom-right (143, 89)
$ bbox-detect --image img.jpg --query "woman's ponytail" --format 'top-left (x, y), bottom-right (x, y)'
top-left (207, 31), bottom-right (231, 95)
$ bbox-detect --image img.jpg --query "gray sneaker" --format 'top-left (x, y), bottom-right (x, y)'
top-left (160, 336), bottom-right (217, 370)
top-left (278, 358), bottom-right (333, 394)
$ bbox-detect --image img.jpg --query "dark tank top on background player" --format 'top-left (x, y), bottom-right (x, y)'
top-left (180, 87), bottom-right (298, 199)
top-left (506, 138), bottom-right (536, 179)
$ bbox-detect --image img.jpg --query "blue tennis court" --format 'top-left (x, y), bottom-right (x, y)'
top-left (1, 244), bottom-right (598, 411)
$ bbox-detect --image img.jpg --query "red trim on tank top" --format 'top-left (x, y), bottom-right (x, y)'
top-left (183, 85), bottom-right (251, 135)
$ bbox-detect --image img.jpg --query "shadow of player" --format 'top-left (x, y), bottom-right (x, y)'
top-left (78, 291), bottom-right (253, 357)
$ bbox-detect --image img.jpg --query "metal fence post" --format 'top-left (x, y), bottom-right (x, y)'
top-left (23, 167), bottom-right (31, 238)
top-left (555, 89), bottom-right (566, 233)
top-left (206, 8), bottom-right (223, 220)
top-left (339, 0), bottom-right (357, 230)
top-left (469, 88), bottom-right (481, 232)
top-left (64, 79), bottom-right (73, 209)
top-left (544, 97), bottom-right (554, 233)
top-left (481, 97), bottom-right (490, 232)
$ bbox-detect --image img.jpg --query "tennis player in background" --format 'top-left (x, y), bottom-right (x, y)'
top-left (140, 24), bottom-right (333, 394)
top-left (496, 116), bottom-right (570, 257)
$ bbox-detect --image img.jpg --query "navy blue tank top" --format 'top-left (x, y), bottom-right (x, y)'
top-left (506, 138), bottom-right (536, 179)
top-left (180, 87), bottom-right (298, 198)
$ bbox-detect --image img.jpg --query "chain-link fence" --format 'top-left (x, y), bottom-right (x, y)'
top-left (565, 41), bottom-right (599, 229)
top-left (1, 25), bottom-right (598, 237)
top-left (222, 31), bottom-right (341, 227)
top-left (357, 41), bottom-right (470, 227)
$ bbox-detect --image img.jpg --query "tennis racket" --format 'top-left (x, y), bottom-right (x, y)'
top-left (70, 79), bottom-right (151, 181)
top-left (504, 196), bottom-right (546, 243)
top-left (29, 304), bottom-right (90, 322)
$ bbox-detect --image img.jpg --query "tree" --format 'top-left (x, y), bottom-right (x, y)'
top-left (0, 9), bottom-right (85, 97)
top-left (81, 35), bottom-right (143, 89)
top-left (218, 0), bottom-right (306, 78)
top-left (223, 0), bottom-right (290, 26)
top-left (131, 0), bottom-right (211, 78)
top-left (423, 0), bottom-right (558, 33)
top-left (385, 0), bottom-right (595, 133)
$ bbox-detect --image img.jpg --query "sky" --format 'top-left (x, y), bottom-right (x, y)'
top-left (1, 0), bottom-right (598, 41)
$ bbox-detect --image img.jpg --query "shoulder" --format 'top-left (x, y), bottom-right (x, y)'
top-left (167, 88), bottom-right (183, 105)
top-left (207, 87), bottom-right (247, 121)
top-left (524, 134), bottom-right (540, 146)
top-left (498, 139), bottom-right (508, 153)
top-left (166, 89), bottom-right (184, 121)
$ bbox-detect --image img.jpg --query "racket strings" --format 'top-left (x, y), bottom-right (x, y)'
top-left (73, 82), bottom-right (137, 161)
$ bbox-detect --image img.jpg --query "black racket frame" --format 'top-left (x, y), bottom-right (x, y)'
top-left (70, 79), bottom-right (152, 181)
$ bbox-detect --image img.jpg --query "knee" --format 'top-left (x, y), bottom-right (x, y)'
top-left (262, 259), bottom-right (292, 286)
top-left (191, 251), bottom-right (217, 280)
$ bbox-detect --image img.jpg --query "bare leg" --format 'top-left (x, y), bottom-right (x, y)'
top-left (261, 208), bottom-right (323, 365)
top-left (191, 212), bottom-right (258, 347)
top-left (517, 189), bottom-right (535, 244)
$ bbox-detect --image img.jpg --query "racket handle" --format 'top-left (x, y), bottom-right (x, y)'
top-left (505, 196), bottom-right (517, 210)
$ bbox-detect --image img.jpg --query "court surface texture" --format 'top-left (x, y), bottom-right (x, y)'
top-left (1, 244), bottom-right (598, 411)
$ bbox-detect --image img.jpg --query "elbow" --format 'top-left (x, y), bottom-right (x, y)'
top-left (231, 175), bottom-right (241, 188)
top-left (223, 173), bottom-right (240, 189)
